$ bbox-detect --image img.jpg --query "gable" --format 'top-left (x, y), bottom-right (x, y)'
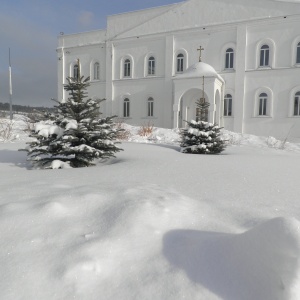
top-left (112, 0), bottom-right (300, 39)
top-left (106, 3), bottom-right (180, 40)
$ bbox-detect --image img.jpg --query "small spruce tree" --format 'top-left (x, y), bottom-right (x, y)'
top-left (195, 97), bottom-right (210, 122)
top-left (22, 71), bottom-right (123, 168)
top-left (180, 98), bottom-right (226, 154)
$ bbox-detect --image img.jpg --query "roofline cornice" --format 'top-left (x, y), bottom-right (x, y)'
top-left (109, 13), bottom-right (300, 42)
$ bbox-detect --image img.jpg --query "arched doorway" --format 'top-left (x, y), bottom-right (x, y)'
top-left (179, 88), bottom-right (209, 127)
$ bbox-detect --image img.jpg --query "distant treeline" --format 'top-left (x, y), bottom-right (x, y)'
top-left (0, 102), bottom-right (55, 113)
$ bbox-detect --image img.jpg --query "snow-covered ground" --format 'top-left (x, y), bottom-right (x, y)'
top-left (0, 116), bottom-right (300, 300)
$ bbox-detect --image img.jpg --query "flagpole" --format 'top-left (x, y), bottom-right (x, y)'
top-left (9, 48), bottom-right (13, 120)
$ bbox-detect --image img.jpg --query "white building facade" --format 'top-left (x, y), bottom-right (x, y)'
top-left (57, 0), bottom-right (300, 140)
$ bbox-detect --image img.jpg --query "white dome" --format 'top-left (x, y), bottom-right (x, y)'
top-left (178, 61), bottom-right (218, 78)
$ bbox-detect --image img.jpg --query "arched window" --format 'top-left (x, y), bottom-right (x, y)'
top-left (73, 64), bottom-right (79, 80)
top-left (225, 48), bottom-right (234, 69)
top-left (148, 57), bottom-right (155, 75)
top-left (147, 97), bottom-right (154, 117)
top-left (124, 59), bottom-right (131, 77)
top-left (176, 53), bottom-right (184, 73)
top-left (259, 93), bottom-right (268, 115)
top-left (294, 91), bottom-right (300, 115)
top-left (224, 94), bottom-right (232, 116)
top-left (123, 98), bottom-right (130, 117)
top-left (260, 45), bottom-right (270, 67)
top-left (94, 62), bottom-right (100, 80)
top-left (297, 42), bottom-right (300, 64)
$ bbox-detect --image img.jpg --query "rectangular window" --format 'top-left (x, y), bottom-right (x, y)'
top-left (225, 52), bottom-right (234, 69)
top-left (260, 48), bottom-right (269, 67)
top-left (74, 65), bottom-right (79, 80)
top-left (224, 99), bottom-right (228, 116)
top-left (224, 99), bottom-right (232, 116)
top-left (230, 53), bottom-right (234, 68)
top-left (228, 98), bottom-right (232, 116)
top-left (148, 101), bottom-right (153, 117)
top-left (265, 51), bottom-right (269, 66)
top-left (94, 63), bottom-right (100, 80)
top-left (260, 52), bottom-right (264, 67)
top-left (148, 59), bottom-right (155, 75)
top-left (124, 60), bottom-right (131, 77)
top-left (259, 98), bottom-right (267, 115)
top-left (125, 65), bottom-right (130, 77)
top-left (123, 101), bottom-right (130, 117)
top-left (224, 95), bottom-right (232, 116)
top-left (225, 55), bottom-right (229, 69)
top-left (177, 58), bottom-right (183, 73)
top-left (297, 47), bottom-right (300, 64)
top-left (294, 97), bottom-right (300, 115)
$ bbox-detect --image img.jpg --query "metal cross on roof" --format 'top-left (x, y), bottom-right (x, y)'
top-left (197, 46), bottom-right (204, 62)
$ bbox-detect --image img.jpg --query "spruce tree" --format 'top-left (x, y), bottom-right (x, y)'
top-left (180, 98), bottom-right (226, 154)
top-left (195, 97), bottom-right (210, 122)
top-left (22, 71), bottom-right (123, 168)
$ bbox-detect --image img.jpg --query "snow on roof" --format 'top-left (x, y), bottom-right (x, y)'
top-left (116, 0), bottom-right (300, 40)
top-left (176, 61), bottom-right (224, 82)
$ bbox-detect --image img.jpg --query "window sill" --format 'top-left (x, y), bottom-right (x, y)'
top-left (145, 75), bottom-right (158, 79)
top-left (253, 115), bottom-right (272, 118)
top-left (141, 117), bottom-right (158, 119)
top-left (223, 68), bottom-right (235, 73)
top-left (257, 66), bottom-right (272, 70)
top-left (114, 76), bottom-right (164, 82)
top-left (223, 116), bottom-right (234, 118)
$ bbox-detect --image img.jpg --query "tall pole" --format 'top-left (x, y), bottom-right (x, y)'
top-left (202, 75), bottom-right (205, 100)
top-left (197, 46), bottom-right (205, 101)
top-left (9, 48), bottom-right (13, 120)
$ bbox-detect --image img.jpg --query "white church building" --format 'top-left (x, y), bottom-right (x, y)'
top-left (57, 0), bottom-right (300, 140)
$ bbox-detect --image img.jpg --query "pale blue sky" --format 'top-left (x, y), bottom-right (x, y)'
top-left (0, 0), bottom-right (183, 107)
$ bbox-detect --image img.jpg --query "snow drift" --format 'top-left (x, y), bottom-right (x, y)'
top-left (164, 217), bottom-right (300, 300)
top-left (1, 118), bottom-right (300, 299)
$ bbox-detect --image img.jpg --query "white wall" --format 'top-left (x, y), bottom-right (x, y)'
top-left (57, 4), bottom-right (300, 140)
top-left (113, 37), bottom-right (166, 80)
top-left (57, 38), bottom-right (106, 113)
top-left (113, 78), bottom-right (172, 128)
top-left (242, 17), bottom-right (300, 140)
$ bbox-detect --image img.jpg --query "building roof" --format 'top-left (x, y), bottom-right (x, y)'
top-left (112, 0), bottom-right (300, 39)
top-left (181, 62), bottom-right (217, 77)
top-left (176, 61), bottom-right (224, 82)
